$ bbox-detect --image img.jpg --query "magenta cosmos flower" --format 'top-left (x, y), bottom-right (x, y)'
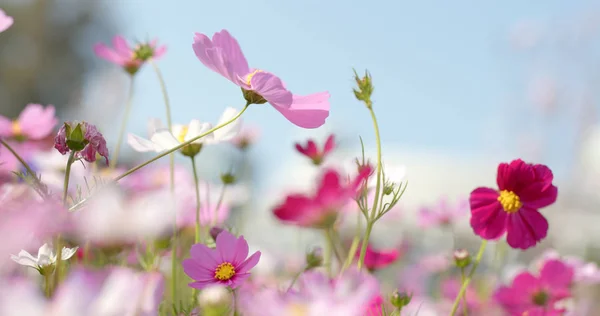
top-left (192, 30), bottom-right (330, 129)
top-left (94, 36), bottom-right (167, 75)
top-left (182, 230), bottom-right (261, 289)
top-left (0, 104), bottom-right (58, 141)
top-left (295, 134), bottom-right (335, 165)
top-left (0, 9), bottom-right (13, 33)
top-left (495, 259), bottom-right (573, 316)
top-left (273, 166), bottom-right (372, 228)
top-left (469, 159), bottom-right (557, 249)
top-left (54, 121), bottom-right (109, 164)
top-left (354, 244), bottom-right (400, 271)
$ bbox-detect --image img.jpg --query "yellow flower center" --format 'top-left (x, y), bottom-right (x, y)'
top-left (11, 121), bottom-right (21, 135)
top-left (498, 190), bottom-right (522, 213)
top-left (214, 262), bottom-right (236, 281)
top-left (288, 304), bottom-right (308, 316)
top-left (245, 69), bottom-right (262, 86)
top-left (177, 125), bottom-right (189, 143)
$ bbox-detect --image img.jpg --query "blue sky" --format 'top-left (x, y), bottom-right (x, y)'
top-left (88, 0), bottom-right (599, 179)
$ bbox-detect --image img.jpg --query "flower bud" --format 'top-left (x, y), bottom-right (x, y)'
top-left (453, 249), bottom-right (471, 268)
top-left (220, 172), bottom-right (236, 185)
top-left (305, 247), bottom-right (323, 270)
top-left (209, 227), bottom-right (224, 241)
top-left (352, 69), bottom-right (374, 108)
top-left (383, 184), bottom-right (395, 195)
top-left (390, 289), bottom-right (412, 310)
top-left (198, 285), bottom-right (232, 316)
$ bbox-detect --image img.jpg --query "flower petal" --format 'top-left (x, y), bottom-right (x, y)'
top-left (188, 279), bottom-right (216, 290)
top-left (182, 258), bottom-right (214, 281)
top-left (150, 130), bottom-right (180, 150)
top-left (229, 272), bottom-right (251, 289)
top-left (231, 235), bottom-right (250, 267)
top-left (216, 230), bottom-right (238, 263)
top-left (237, 251), bottom-right (261, 274)
top-left (189, 243), bottom-right (220, 268)
top-left (539, 259), bottom-right (574, 290)
top-left (272, 92), bottom-right (330, 129)
top-left (112, 35), bottom-right (132, 57)
top-left (212, 107), bottom-right (241, 142)
top-left (469, 187), bottom-right (507, 239)
top-left (250, 72), bottom-right (293, 109)
top-left (127, 134), bottom-right (160, 152)
top-left (93, 43), bottom-right (126, 65)
top-left (506, 208), bottom-right (548, 249)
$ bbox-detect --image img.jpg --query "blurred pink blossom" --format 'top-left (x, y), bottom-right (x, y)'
top-left (94, 36), bottom-right (166, 75)
top-left (0, 9), bottom-right (13, 33)
top-left (534, 249), bottom-right (600, 285)
top-left (418, 197), bottom-right (468, 228)
top-left (0, 104), bottom-right (58, 140)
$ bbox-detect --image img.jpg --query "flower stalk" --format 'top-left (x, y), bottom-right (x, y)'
top-left (110, 74), bottom-right (135, 168)
top-left (450, 240), bottom-right (488, 316)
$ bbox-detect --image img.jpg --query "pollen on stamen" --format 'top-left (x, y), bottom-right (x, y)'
top-left (245, 69), bottom-right (262, 86)
top-left (177, 126), bottom-right (189, 143)
top-left (497, 190), bottom-right (522, 213)
top-left (11, 121), bottom-right (21, 135)
top-left (214, 262), bottom-right (236, 281)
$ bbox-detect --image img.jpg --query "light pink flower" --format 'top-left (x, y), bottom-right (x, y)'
top-left (273, 166), bottom-right (372, 228)
top-left (418, 197), bottom-right (468, 228)
top-left (0, 9), bottom-right (13, 33)
top-left (495, 259), bottom-right (573, 315)
top-left (0, 104), bottom-right (58, 140)
top-left (192, 30), bottom-right (330, 129)
top-left (295, 134), bottom-right (335, 165)
top-left (182, 230), bottom-right (261, 289)
top-left (94, 36), bottom-right (166, 74)
top-left (535, 249), bottom-right (600, 285)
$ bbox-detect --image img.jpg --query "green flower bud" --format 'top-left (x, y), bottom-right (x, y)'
top-left (390, 289), bottom-right (412, 310)
top-left (453, 249), bottom-right (471, 268)
top-left (305, 247), bottom-right (323, 270)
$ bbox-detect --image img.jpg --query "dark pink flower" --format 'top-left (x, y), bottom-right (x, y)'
top-left (94, 36), bottom-right (167, 75)
top-left (494, 259), bottom-right (573, 315)
top-left (0, 104), bottom-right (58, 141)
top-left (418, 197), bottom-right (468, 228)
top-left (182, 230), bottom-right (260, 289)
top-left (469, 159), bottom-right (557, 249)
top-left (192, 30), bottom-right (330, 129)
top-left (354, 244), bottom-right (400, 271)
top-left (295, 134), bottom-right (335, 165)
top-left (273, 166), bottom-right (372, 228)
top-left (54, 121), bottom-right (109, 164)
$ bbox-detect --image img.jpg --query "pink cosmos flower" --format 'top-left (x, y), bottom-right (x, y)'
top-left (182, 230), bottom-right (261, 289)
top-left (0, 9), bottom-right (13, 33)
top-left (54, 121), bottom-right (109, 164)
top-left (469, 159), bottom-right (558, 249)
top-left (0, 104), bottom-right (58, 140)
top-left (192, 30), bottom-right (330, 129)
top-left (534, 249), bottom-right (600, 285)
top-left (494, 259), bottom-right (574, 316)
top-left (295, 134), bottom-right (335, 165)
top-left (354, 244), bottom-right (400, 271)
top-left (418, 197), bottom-right (468, 228)
top-left (94, 36), bottom-right (167, 74)
top-left (273, 166), bottom-right (372, 228)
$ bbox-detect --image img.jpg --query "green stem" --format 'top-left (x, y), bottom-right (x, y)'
top-left (191, 156), bottom-right (202, 243)
top-left (327, 228), bottom-right (343, 266)
top-left (212, 184), bottom-right (227, 227)
top-left (110, 75), bottom-right (135, 169)
top-left (0, 139), bottom-right (47, 197)
top-left (323, 229), bottom-right (333, 277)
top-left (450, 240), bottom-right (487, 316)
top-left (357, 106), bottom-right (383, 270)
top-left (460, 267), bottom-right (468, 316)
top-left (55, 151), bottom-right (75, 290)
top-left (342, 208), bottom-right (364, 272)
top-left (286, 267), bottom-right (306, 292)
top-left (44, 272), bottom-right (52, 297)
top-left (62, 151), bottom-right (76, 204)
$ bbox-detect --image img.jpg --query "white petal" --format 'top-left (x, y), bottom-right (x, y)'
top-left (38, 254), bottom-right (54, 266)
top-left (184, 120), bottom-right (202, 142)
top-left (213, 107), bottom-right (242, 142)
top-left (147, 118), bottom-right (164, 137)
top-left (61, 247), bottom-right (79, 260)
top-left (37, 244), bottom-right (53, 258)
top-left (10, 250), bottom-right (39, 268)
top-left (170, 124), bottom-right (185, 142)
top-left (127, 134), bottom-right (160, 152)
top-left (187, 121), bottom-right (213, 144)
top-left (150, 130), bottom-right (181, 150)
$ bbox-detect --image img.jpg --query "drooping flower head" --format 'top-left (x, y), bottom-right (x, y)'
top-left (354, 244), bottom-right (400, 271)
top-left (0, 104), bottom-right (58, 141)
top-left (469, 159), bottom-right (557, 249)
top-left (494, 259), bottom-right (574, 315)
top-left (182, 230), bottom-right (260, 289)
top-left (418, 197), bottom-right (468, 228)
top-left (0, 9), bottom-right (13, 33)
top-left (273, 166), bottom-right (372, 228)
top-left (295, 134), bottom-right (335, 165)
top-left (54, 121), bottom-right (109, 164)
top-left (192, 30), bottom-right (330, 129)
top-left (94, 36), bottom-right (167, 75)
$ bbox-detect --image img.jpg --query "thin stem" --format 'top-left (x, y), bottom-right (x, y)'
top-left (357, 106), bottom-right (383, 270)
top-left (342, 208), bottom-right (364, 272)
top-left (149, 60), bottom-right (172, 129)
top-left (68, 105), bottom-right (249, 212)
top-left (323, 229), bottom-right (333, 276)
top-left (450, 240), bottom-right (488, 316)
top-left (460, 267), bottom-right (468, 316)
top-left (0, 139), bottom-right (46, 197)
top-left (191, 156), bottom-right (202, 243)
top-left (286, 267), bottom-right (306, 292)
top-left (110, 75), bottom-right (135, 168)
top-left (212, 184), bottom-right (227, 227)
top-left (44, 272), bottom-right (52, 297)
top-left (62, 151), bottom-right (76, 205)
top-left (54, 151), bottom-right (76, 288)
top-left (327, 228), bottom-right (343, 266)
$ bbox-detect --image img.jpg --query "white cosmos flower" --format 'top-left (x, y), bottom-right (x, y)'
top-left (11, 243), bottom-right (78, 270)
top-left (127, 107), bottom-right (242, 153)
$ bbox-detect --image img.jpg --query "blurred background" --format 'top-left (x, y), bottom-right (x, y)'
top-left (2, 0), bottom-right (600, 268)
